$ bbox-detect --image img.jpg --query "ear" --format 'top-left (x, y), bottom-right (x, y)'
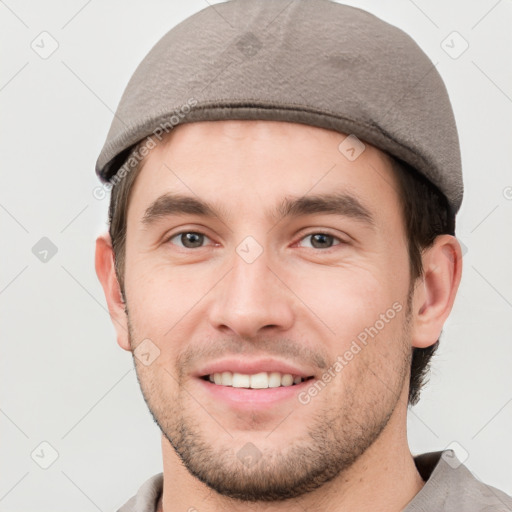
top-left (410, 234), bottom-right (463, 348)
top-left (95, 232), bottom-right (131, 351)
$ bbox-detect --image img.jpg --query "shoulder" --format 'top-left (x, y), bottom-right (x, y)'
top-left (407, 450), bottom-right (512, 511)
top-left (116, 473), bottom-right (164, 512)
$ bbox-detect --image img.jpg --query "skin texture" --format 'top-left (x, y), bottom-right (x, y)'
top-left (96, 120), bottom-right (462, 512)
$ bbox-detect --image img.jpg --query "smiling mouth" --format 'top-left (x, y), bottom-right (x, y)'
top-left (200, 371), bottom-right (315, 389)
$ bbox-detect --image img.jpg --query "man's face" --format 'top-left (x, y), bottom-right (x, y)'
top-left (123, 120), bottom-right (413, 500)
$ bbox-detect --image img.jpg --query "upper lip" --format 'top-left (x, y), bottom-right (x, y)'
top-left (195, 358), bottom-right (316, 379)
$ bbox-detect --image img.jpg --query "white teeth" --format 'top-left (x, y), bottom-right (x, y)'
top-left (250, 372), bottom-right (269, 389)
top-left (232, 373), bottom-right (250, 388)
top-left (221, 371), bottom-right (232, 386)
top-left (207, 371), bottom-right (305, 389)
top-left (281, 374), bottom-right (294, 386)
top-left (268, 372), bottom-right (282, 388)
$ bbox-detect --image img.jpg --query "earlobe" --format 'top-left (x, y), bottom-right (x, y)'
top-left (411, 235), bottom-right (463, 349)
top-left (95, 232), bottom-right (131, 351)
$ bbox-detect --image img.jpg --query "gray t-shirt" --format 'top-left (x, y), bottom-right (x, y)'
top-left (117, 450), bottom-right (512, 511)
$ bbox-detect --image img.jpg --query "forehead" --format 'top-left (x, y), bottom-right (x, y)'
top-left (127, 120), bottom-right (402, 227)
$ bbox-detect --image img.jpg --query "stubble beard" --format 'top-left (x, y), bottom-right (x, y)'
top-left (128, 301), bottom-right (412, 503)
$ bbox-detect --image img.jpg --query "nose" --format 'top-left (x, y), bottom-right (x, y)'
top-left (207, 246), bottom-right (295, 339)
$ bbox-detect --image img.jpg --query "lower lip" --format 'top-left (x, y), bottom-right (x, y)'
top-left (195, 377), bottom-right (315, 407)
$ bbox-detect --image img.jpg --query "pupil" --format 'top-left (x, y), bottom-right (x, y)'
top-left (183, 232), bottom-right (203, 248)
top-left (312, 234), bottom-right (332, 248)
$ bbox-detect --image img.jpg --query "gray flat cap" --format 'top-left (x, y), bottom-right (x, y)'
top-left (96, 0), bottom-right (463, 214)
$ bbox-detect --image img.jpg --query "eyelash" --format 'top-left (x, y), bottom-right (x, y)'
top-left (165, 230), bottom-right (346, 251)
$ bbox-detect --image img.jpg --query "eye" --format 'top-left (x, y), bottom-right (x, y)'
top-left (166, 231), bottom-right (345, 250)
top-left (296, 232), bottom-right (344, 249)
top-left (167, 231), bottom-right (212, 249)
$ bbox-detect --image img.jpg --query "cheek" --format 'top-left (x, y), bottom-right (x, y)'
top-left (126, 259), bottom-right (192, 324)
top-left (124, 259), bottom-right (219, 373)
top-left (286, 262), bottom-right (410, 396)
top-left (286, 262), bottom-right (402, 341)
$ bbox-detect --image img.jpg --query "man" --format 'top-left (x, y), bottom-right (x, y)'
top-left (94, 0), bottom-right (512, 510)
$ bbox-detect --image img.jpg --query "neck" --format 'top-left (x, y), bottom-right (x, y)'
top-left (159, 395), bottom-right (424, 511)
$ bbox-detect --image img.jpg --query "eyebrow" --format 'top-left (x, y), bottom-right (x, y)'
top-left (141, 191), bottom-right (375, 229)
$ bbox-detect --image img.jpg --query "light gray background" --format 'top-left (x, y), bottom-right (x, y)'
top-left (1, 0), bottom-right (511, 510)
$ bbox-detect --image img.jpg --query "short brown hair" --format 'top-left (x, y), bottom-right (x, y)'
top-left (390, 158), bottom-right (455, 405)
top-left (107, 139), bottom-right (455, 406)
